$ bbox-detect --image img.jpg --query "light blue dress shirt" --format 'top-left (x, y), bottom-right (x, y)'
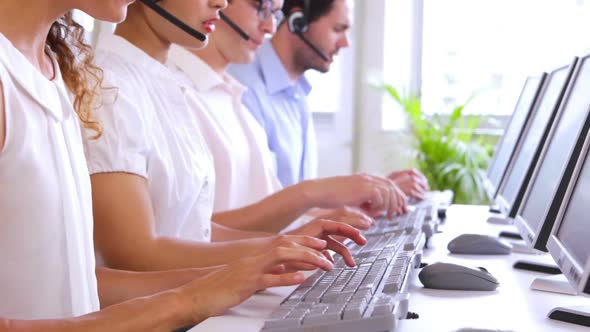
top-left (229, 40), bottom-right (318, 187)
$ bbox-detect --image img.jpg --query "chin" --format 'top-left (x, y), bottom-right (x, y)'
top-left (91, 7), bottom-right (130, 23)
top-left (314, 65), bottom-right (330, 74)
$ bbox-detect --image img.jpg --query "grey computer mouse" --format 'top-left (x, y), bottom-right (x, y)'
top-left (418, 262), bottom-right (499, 291)
top-left (447, 234), bottom-right (512, 255)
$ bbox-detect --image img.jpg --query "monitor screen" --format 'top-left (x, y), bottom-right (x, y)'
top-left (517, 57), bottom-right (590, 250)
top-left (555, 159), bottom-right (590, 272)
top-left (486, 75), bottom-right (545, 197)
top-left (496, 65), bottom-right (571, 214)
top-left (549, 134), bottom-right (590, 295)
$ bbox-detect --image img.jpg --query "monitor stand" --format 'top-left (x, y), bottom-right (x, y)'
top-left (548, 305), bottom-right (590, 327)
top-left (530, 274), bottom-right (578, 295)
top-left (510, 243), bottom-right (545, 255)
top-left (498, 230), bottom-right (523, 240)
top-left (486, 215), bottom-right (513, 225)
top-left (513, 260), bottom-right (562, 274)
top-left (488, 205), bottom-right (502, 214)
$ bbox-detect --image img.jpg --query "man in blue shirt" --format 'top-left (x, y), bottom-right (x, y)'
top-left (229, 0), bottom-right (429, 198)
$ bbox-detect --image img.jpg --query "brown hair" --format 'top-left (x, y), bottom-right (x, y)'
top-left (46, 12), bottom-right (103, 138)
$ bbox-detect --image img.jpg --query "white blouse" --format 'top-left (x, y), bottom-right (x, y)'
top-left (168, 46), bottom-right (282, 212)
top-left (83, 34), bottom-right (214, 246)
top-left (0, 33), bottom-right (99, 319)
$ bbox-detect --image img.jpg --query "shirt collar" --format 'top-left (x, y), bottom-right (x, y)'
top-left (168, 45), bottom-right (245, 97)
top-left (258, 40), bottom-right (312, 97)
top-left (0, 33), bottom-right (68, 121)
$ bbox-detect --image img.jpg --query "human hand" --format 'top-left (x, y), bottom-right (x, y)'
top-left (287, 218), bottom-right (367, 267)
top-left (388, 169), bottom-right (429, 200)
top-left (302, 173), bottom-right (408, 219)
top-left (179, 244), bottom-right (334, 322)
top-left (315, 206), bottom-right (375, 231)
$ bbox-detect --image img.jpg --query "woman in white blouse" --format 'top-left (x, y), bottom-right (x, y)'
top-left (0, 0), bottom-right (362, 330)
top-left (168, 0), bottom-right (420, 234)
top-left (83, 0), bottom-right (381, 272)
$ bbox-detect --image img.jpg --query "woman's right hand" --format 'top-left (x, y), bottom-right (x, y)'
top-left (301, 173), bottom-right (408, 218)
top-left (178, 243), bottom-right (334, 323)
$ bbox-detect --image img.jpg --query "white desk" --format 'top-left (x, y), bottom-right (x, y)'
top-left (190, 205), bottom-right (589, 332)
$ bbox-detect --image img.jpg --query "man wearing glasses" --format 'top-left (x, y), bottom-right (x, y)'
top-left (168, 0), bottom-right (286, 217)
top-left (229, 0), bottom-right (429, 199)
top-left (168, 0), bottom-right (409, 233)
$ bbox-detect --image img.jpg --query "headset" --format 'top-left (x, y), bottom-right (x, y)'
top-left (139, 0), bottom-right (207, 42)
top-left (286, 0), bottom-right (329, 61)
top-left (220, 12), bottom-right (250, 41)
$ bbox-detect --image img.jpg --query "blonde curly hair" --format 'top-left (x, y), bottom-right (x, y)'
top-left (46, 12), bottom-right (104, 138)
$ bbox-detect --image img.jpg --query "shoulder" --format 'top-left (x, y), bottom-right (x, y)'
top-left (83, 52), bottom-right (154, 175)
top-left (93, 51), bottom-right (153, 126)
top-left (96, 50), bottom-right (148, 99)
top-left (228, 61), bottom-right (265, 94)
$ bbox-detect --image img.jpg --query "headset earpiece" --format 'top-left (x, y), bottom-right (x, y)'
top-left (287, 10), bottom-right (308, 33)
top-left (287, 0), bottom-right (310, 33)
top-left (286, 0), bottom-right (329, 62)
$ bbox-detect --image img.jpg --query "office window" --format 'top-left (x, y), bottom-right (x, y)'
top-left (383, 0), bottom-right (590, 128)
top-left (421, 0), bottom-right (590, 116)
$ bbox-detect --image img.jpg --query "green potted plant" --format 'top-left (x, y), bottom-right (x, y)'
top-left (383, 85), bottom-right (494, 204)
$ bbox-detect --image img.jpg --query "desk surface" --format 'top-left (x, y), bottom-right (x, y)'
top-left (190, 205), bottom-right (589, 332)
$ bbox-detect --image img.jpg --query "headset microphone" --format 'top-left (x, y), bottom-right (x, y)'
top-left (286, 1), bottom-right (329, 62)
top-left (140, 0), bottom-right (207, 42)
top-left (294, 31), bottom-right (329, 62)
top-left (219, 12), bottom-right (250, 41)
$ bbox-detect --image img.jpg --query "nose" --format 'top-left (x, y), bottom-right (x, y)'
top-left (339, 33), bottom-right (350, 48)
top-left (261, 14), bottom-right (275, 34)
top-left (211, 0), bottom-right (228, 10)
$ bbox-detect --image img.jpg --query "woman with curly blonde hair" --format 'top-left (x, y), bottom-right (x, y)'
top-left (0, 1), bottom-right (346, 330)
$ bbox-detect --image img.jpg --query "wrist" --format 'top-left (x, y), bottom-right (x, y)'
top-left (166, 287), bottom-right (208, 328)
top-left (296, 180), bottom-right (319, 210)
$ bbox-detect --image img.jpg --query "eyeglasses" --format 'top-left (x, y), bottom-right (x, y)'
top-left (256, 0), bottom-right (284, 22)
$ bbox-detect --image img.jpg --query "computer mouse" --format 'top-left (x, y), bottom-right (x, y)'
top-left (419, 262), bottom-right (499, 291)
top-left (447, 233), bottom-right (512, 255)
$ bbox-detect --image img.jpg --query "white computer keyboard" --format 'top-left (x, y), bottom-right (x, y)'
top-left (260, 228), bottom-right (425, 332)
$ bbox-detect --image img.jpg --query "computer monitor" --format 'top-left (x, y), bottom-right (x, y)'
top-left (515, 55), bottom-right (590, 252)
top-left (547, 129), bottom-right (590, 296)
top-left (494, 60), bottom-right (577, 217)
top-left (545, 115), bottom-right (590, 327)
top-left (484, 73), bottom-right (547, 200)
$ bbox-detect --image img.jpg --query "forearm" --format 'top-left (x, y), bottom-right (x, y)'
top-left (96, 266), bottom-right (219, 307)
top-left (210, 222), bottom-right (272, 241)
top-left (0, 291), bottom-right (193, 332)
top-left (212, 183), bottom-right (314, 233)
top-left (103, 237), bottom-right (265, 271)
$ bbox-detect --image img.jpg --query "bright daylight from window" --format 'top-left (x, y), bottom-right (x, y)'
top-left (421, 0), bottom-right (590, 116)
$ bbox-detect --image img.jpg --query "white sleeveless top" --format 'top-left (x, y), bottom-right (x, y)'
top-left (168, 46), bottom-right (282, 212)
top-left (83, 34), bottom-right (214, 245)
top-left (0, 34), bottom-right (99, 319)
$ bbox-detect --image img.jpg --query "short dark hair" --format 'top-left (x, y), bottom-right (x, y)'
top-left (282, 0), bottom-right (335, 24)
